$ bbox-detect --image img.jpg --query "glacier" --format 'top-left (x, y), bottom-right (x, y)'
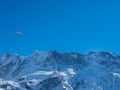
top-left (0, 50), bottom-right (120, 90)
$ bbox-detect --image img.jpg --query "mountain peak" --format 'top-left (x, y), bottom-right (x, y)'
top-left (0, 50), bottom-right (120, 90)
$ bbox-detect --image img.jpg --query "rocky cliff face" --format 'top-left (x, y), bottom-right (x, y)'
top-left (0, 50), bottom-right (120, 90)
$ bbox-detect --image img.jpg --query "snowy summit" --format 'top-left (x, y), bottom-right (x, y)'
top-left (0, 50), bottom-right (120, 90)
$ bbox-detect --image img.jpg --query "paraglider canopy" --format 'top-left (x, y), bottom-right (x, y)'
top-left (14, 31), bottom-right (22, 35)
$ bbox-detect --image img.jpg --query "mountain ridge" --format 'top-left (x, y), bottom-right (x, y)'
top-left (0, 50), bottom-right (120, 90)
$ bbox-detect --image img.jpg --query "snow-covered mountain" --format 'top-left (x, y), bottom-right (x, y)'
top-left (0, 50), bottom-right (120, 90)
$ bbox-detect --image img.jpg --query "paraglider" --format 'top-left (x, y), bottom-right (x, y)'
top-left (14, 31), bottom-right (22, 35)
top-left (14, 31), bottom-right (22, 39)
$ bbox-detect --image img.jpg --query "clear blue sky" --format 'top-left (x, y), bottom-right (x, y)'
top-left (0, 0), bottom-right (120, 55)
